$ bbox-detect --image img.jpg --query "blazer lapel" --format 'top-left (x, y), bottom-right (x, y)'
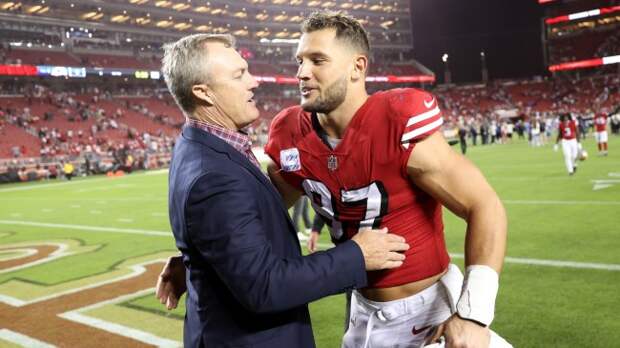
top-left (183, 126), bottom-right (292, 216)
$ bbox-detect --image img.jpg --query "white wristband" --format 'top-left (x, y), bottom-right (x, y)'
top-left (456, 265), bottom-right (499, 327)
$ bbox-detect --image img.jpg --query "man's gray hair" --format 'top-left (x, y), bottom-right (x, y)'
top-left (161, 34), bottom-right (235, 115)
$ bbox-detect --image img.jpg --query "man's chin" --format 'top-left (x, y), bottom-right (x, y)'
top-left (300, 100), bottom-right (316, 112)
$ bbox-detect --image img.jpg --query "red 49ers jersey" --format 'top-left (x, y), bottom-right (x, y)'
top-left (265, 88), bottom-right (450, 288)
top-left (594, 114), bottom-right (607, 132)
top-left (559, 120), bottom-right (577, 140)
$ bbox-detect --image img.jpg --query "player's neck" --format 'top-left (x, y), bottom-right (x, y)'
top-left (319, 90), bottom-right (368, 138)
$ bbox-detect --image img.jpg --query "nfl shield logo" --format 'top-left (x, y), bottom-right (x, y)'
top-left (327, 155), bottom-right (338, 171)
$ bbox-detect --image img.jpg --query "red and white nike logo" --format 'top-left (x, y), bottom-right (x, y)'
top-left (412, 324), bottom-right (432, 335)
top-left (423, 98), bottom-right (435, 109)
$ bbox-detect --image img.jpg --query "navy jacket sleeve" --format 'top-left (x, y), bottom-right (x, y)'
top-left (185, 170), bottom-right (367, 314)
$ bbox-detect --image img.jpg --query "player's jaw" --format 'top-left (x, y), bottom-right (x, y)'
top-left (299, 75), bottom-right (348, 114)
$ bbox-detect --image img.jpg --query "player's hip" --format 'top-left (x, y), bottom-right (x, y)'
top-left (343, 265), bottom-right (462, 348)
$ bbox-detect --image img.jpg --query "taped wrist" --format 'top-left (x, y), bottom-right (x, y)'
top-left (456, 265), bottom-right (499, 327)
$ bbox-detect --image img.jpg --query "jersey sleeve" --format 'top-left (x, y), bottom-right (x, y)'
top-left (264, 107), bottom-right (305, 189)
top-left (383, 88), bottom-right (444, 176)
top-left (264, 108), bottom-right (290, 168)
top-left (390, 89), bottom-right (444, 148)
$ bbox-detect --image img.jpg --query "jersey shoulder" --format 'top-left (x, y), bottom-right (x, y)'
top-left (265, 105), bottom-right (309, 167)
top-left (269, 105), bottom-right (307, 138)
top-left (378, 88), bottom-right (443, 144)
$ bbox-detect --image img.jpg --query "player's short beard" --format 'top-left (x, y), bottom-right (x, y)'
top-left (301, 75), bottom-right (347, 114)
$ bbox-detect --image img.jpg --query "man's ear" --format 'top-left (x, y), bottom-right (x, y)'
top-left (351, 55), bottom-right (368, 82)
top-left (192, 84), bottom-right (214, 105)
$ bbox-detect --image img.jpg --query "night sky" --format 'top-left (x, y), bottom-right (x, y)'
top-left (410, 0), bottom-right (546, 83)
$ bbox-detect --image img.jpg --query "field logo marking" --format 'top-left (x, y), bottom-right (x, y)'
top-left (0, 240), bottom-right (99, 275)
top-left (0, 252), bottom-right (181, 347)
top-left (0, 329), bottom-right (56, 348)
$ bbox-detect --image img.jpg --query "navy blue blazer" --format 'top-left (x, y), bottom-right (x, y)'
top-left (169, 126), bottom-right (367, 348)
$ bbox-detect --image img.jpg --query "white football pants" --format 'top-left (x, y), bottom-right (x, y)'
top-left (561, 139), bottom-right (579, 174)
top-left (595, 131), bottom-right (608, 144)
top-left (341, 264), bottom-right (512, 348)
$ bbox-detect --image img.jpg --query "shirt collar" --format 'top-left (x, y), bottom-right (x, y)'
top-left (186, 118), bottom-right (252, 153)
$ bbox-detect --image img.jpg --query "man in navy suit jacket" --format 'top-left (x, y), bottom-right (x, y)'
top-left (160, 34), bottom-right (409, 348)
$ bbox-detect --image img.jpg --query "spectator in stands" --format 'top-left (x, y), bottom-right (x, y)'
top-left (17, 167), bottom-right (27, 182)
top-left (47, 164), bottom-right (57, 179)
top-left (11, 145), bottom-right (20, 158)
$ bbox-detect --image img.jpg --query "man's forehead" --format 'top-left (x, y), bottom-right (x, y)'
top-left (206, 44), bottom-right (245, 69)
top-left (296, 29), bottom-right (338, 55)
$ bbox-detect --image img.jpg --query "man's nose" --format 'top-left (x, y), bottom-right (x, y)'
top-left (296, 62), bottom-right (310, 81)
top-left (248, 73), bottom-right (260, 89)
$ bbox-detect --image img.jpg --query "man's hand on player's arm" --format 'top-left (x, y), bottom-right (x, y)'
top-left (156, 255), bottom-right (186, 310)
top-left (267, 159), bottom-right (302, 208)
top-left (407, 131), bottom-right (507, 346)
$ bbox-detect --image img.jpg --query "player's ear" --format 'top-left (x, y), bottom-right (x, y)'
top-left (192, 84), bottom-right (214, 106)
top-left (351, 55), bottom-right (368, 82)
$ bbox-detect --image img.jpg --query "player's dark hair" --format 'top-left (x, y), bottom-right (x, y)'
top-left (301, 11), bottom-right (370, 57)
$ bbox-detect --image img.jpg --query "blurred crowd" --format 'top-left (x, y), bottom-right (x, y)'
top-left (1, 71), bottom-right (619, 183)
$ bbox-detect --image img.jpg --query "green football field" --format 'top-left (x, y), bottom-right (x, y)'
top-left (0, 135), bottom-right (619, 347)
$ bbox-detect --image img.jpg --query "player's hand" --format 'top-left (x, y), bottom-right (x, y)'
top-left (155, 255), bottom-right (187, 310)
top-left (351, 227), bottom-right (409, 271)
top-left (425, 314), bottom-right (490, 348)
top-left (307, 231), bottom-right (320, 253)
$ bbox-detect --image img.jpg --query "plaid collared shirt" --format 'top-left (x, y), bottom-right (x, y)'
top-left (186, 118), bottom-right (262, 171)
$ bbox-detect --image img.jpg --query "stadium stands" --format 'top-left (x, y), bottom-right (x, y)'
top-left (1, 0), bottom-right (619, 184)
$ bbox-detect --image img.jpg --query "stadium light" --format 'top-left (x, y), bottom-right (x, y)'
top-left (442, 53), bottom-right (451, 84)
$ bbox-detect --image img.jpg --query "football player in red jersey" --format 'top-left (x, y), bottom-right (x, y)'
top-left (157, 11), bottom-right (510, 348)
top-left (555, 113), bottom-right (581, 175)
top-left (263, 11), bottom-right (509, 348)
top-left (593, 111), bottom-right (609, 156)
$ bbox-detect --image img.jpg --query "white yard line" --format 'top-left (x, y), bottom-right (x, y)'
top-left (0, 177), bottom-right (119, 193)
top-left (503, 199), bottom-right (620, 205)
top-left (0, 170), bottom-right (167, 193)
top-left (449, 253), bottom-right (620, 271)
top-left (0, 220), bottom-right (170, 237)
top-left (0, 197), bottom-right (164, 202)
top-left (1, 219), bottom-right (618, 272)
